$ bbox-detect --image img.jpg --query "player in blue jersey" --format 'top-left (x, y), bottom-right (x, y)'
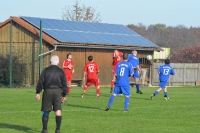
top-left (105, 53), bottom-right (134, 112)
top-left (151, 59), bottom-right (175, 100)
top-left (128, 50), bottom-right (143, 94)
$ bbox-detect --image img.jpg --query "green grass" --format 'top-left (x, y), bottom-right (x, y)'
top-left (0, 86), bottom-right (199, 133)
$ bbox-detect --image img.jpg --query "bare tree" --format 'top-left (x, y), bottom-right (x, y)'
top-left (127, 23), bottom-right (200, 54)
top-left (62, 0), bottom-right (102, 22)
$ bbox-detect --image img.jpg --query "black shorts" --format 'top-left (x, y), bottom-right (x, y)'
top-left (41, 88), bottom-right (62, 112)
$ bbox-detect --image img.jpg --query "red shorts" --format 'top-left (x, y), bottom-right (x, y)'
top-left (112, 65), bottom-right (117, 74)
top-left (66, 74), bottom-right (72, 82)
top-left (86, 78), bottom-right (100, 87)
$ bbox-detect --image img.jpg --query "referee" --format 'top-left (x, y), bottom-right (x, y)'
top-left (36, 55), bottom-right (67, 133)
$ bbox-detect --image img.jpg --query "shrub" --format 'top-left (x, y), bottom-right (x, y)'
top-left (0, 54), bottom-right (26, 87)
top-left (170, 44), bottom-right (200, 63)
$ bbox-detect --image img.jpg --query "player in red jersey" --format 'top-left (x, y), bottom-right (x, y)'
top-left (63, 53), bottom-right (74, 94)
top-left (110, 50), bottom-right (123, 93)
top-left (82, 55), bottom-right (100, 98)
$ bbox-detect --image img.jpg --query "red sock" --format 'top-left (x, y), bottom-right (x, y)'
top-left (84, 86), bottom-right (88, 92)
top-left (67, 86), bottom-right (71, 93)
top-left (111, 80), bottom-right (115, 89)
top-left (96, 88), bottom-right (100, 95)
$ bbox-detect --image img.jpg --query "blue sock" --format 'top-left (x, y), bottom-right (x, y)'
top-left (124, 97), bottom-right (130, 110)
top-left (107, 95), bottom-right (115, 107)
top-left (42, 111), bottom-right (49, 130)
top-left (164, 92), bottom-right (168, 97)
top-left (136, 84), bottom-right (140, 92)
top-left (154, 91), bottom-right (159, 96)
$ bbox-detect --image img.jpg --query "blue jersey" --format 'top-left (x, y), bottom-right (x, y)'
top-left (115, 61), bottom-right (134, 87)
top-left (128, 54), bottom-right (139, 68)
top-left (158, 64), bottom-right (175, 82)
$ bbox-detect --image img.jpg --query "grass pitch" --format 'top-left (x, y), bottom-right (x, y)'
top-left (0, 86), bottom-right (199, 133)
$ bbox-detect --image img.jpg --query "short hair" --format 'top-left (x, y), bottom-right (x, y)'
top-left (66, 53), bottom-right (72, 59)
top-left (114, 49), bottom-right (118, 52)
top-left (50, 55), bottom-right (59, 65)
top-left (132, 50), bottom-right (137, 55)
top-left (88, 55), bottom-right (93, 61)
top-left (123, 53), bottom-right (128, 60)
top-left (165, 59), bottom-right (170, 64)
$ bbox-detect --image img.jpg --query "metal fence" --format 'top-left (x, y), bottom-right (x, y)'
top-left (152, 63), bottom-right (200, 86)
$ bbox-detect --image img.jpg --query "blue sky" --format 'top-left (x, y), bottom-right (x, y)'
top-left (0, 0), bottom-right (199, 27)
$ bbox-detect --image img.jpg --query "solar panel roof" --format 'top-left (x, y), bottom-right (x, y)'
top-left (21, 16), bottom-right (158, 47)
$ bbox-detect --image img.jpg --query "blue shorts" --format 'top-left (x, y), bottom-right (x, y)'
top-left (133, 70), bottom-right (140, 78)
top-left (159, 81), bottom-right (167, 89)
top-left (113, 86), bottom-right (130, 96)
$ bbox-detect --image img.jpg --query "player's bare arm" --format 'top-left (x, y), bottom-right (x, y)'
top-left (97, 70), bottom-right (100, 74)
top-left (114, 50), bottom-right (119, 56)
top-left (137, 65), bottom-right (140, 70)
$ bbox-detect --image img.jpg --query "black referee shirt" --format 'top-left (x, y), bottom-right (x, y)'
top-left (36, 65), bottom-right (67, 97)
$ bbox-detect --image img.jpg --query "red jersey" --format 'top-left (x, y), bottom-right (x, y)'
top-left (84, 62), bottom-right (99, 79)
top-left (63, 59), bottom-right (74, 75)
top-left (112, 52), bottom-right (123, 66)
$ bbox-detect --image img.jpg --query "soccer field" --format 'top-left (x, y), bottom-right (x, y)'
top-left (0, 86), bottom-right (199, 133)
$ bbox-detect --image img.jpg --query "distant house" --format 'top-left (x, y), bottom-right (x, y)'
top-left (0, 16), bottom-right (160, 85)
top-left (154, 47), bottom-right (170, 62)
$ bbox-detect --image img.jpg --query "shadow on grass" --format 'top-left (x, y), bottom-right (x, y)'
top-left (65, 103), bottom-right (104, 110)
top-left (67, 93), bottom-right (111, 98)
top-left (0, 123), bottom-right (38, 133)
top-left (67, 93), bottom-right (150, 100)
top-left (131, 96), bottom-right (151, 100)
top-left (102, 94), bottom-right (150, 100)
top-left (65, 103), bottom-right (121, 112)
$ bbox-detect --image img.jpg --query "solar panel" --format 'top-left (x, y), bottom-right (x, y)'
top-left (21, 16), bottom-right (158, 47)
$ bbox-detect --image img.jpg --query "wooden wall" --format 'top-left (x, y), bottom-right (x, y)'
top-left (52, 48), bottom-right (153, 86)
top-left (0, 21), bottom-right (51, 85)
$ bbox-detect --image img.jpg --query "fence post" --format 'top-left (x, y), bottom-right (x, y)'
top-left (198, 63), bottom-right (200, 80)
top-left (150, 63), bottom-right (153, 86)
top-left (9, 20), bottom-right (13, 88)
top-left (169, 71), bottom-right (171, 86)
top-left (183, 63), bottom-right (186, 86)
top-left (39, 20), bottom-right (43, 75)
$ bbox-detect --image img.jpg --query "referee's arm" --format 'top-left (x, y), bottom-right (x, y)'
top-left (36, 70), bottom-right (45, 94)
top-left (61, 71), bottom-right (67, 97)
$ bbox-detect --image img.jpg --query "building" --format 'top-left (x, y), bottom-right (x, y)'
top-left (0, 16), bottom-right (160, 86)
top-left (154, 47), bottom-right (170, 62)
